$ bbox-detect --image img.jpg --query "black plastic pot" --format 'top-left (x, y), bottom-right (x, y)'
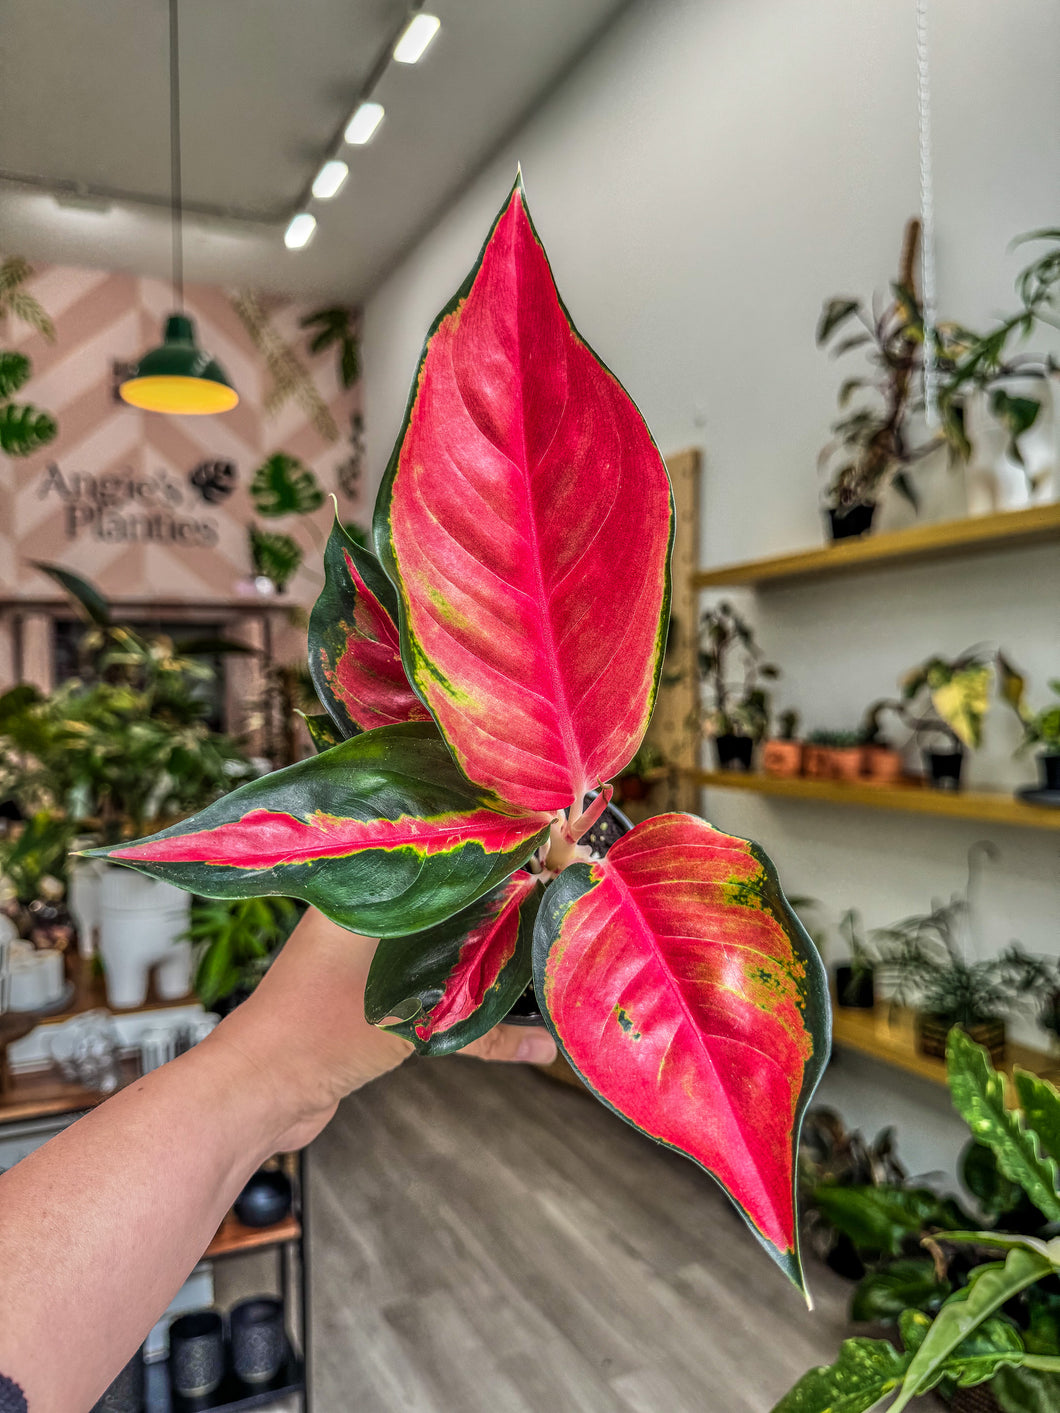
top-left (1040, 752), bottom-right (1060, 792)
top-left (713, 733), bottom-right (754, 772)
top-left (926, 748), bottom-right (964, 791)
top-left (834, 964), bottom-right (875, 1010)
top-left (506, 796), bottom-right (633, 1027)
top-left (169, 1310), bottom-right (224, 1399)
top-left (828, 503), bottom-right (876, 541)
top-left (234, 1166), bottom-right (292, 1228)
top-left (230, 1297), bottom-right (285, 1384)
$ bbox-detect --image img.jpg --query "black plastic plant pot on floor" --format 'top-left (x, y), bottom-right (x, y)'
top-left (833, 964), bottom-right (875, 1010)
top-left (926, 748), bottom-right (964, 791)
top-left (712, 733), bottom-right (754, 772)
top-left (827, 502), bottom-right (876, 541)
top-left (506, 796), bottom-right (634, 1028)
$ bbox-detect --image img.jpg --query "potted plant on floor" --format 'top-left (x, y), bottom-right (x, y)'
top-left (86, 177), bottom-right (830, 1294)
top-left (698, 601), bottom-right (778, 771)
top-left (816, 220), bottom-right (935, 540)
top-left (777, 1031), bottom-right (1060, 1413)
top-left (761, 709), bottom-right (804, 778)
top-left (833, 909), bottom-right (878, 1010)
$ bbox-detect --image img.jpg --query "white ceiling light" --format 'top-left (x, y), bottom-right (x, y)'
top-left (393, 13), bottom-right (440, 64)
top-left (312, 160), bottom-right (349, 200)
top-left (344, 101), bottom-right (384, 146)
top-left (284, 212), bottom-right (317, 250)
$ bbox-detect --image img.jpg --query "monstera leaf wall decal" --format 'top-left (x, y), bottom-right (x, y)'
top-left (89, 177), bottom-right (829, 1294)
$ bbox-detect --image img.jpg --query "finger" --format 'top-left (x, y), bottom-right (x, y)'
top-left (461, 1024), bottom-right (557, 1066)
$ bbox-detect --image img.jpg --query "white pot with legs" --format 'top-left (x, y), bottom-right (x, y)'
top-left (963, 383), bottom-right (1056, 516)
top-left (98, 866), bottom-right (193, 1009)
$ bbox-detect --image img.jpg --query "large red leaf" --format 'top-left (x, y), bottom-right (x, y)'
top-left (86, 724), bottom-right (550, 938)
top-left (365, 870), bottom-right (541, 1055)
top-left (309, 516), bottom-right (428, 736)
top-left (374, 178), bottom-right (673, 816)
top-left (532, 813), bottom-right (830, 1291)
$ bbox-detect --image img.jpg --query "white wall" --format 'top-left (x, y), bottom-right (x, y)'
top-left (362, 0), bottom-right (1060, 1182)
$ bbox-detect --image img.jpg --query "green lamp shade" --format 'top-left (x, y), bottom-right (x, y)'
top-left (120, 313), bottom-right (239, 414)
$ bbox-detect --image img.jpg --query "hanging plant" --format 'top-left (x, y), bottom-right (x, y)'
top-left (301, 305), bottom-right (360, 389)
top-left (250, 452), bottom-right (324, 517)
top-left (88, 179), bottom-right (829, 1293)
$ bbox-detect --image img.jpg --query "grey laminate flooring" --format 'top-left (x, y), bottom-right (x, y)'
top-left (303, 1056), bottom-right (871, 1413)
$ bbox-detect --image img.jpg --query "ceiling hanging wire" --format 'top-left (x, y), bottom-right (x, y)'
top-left (915, 0), bottom-right (939, 427)
top-left (169, 0), bottom-right (184, 310)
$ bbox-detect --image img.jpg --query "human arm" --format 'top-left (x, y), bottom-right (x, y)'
top-left (0, 908), bottom-right (556, 1410)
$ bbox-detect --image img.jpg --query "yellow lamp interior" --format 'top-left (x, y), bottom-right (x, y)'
top-left (119, 375), bottom-right (239, 415)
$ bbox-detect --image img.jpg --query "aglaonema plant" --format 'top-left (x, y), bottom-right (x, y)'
top-left (86, 177), bottom-right (829, 1293)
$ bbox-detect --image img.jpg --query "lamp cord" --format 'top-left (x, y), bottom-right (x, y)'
top-left (169, 0), bottom-right (184, 310)
top-left (915, 0), bottom-right (938, 426)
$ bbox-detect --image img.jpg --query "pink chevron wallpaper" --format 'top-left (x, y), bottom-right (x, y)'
top-left (0, 263), bottom-right (363, 613)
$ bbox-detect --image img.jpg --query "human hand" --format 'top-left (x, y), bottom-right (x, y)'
top-left (204, 906), bottom-right (558, 1153)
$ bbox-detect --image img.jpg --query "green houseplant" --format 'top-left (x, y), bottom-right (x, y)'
top-left (762, 708), bottom-right (804, 778)
top-left (1003, 674), bottom-right (1060, 796)
top-left (698, 601), bottom-right (778, 771)
top-left (87, 178), bottom-right (830, 1292)
top-left (834, 909), bottom-right (879, 1011)
top-left (186, 895), bottom-right (300, 1013)
top-left (804, 728), bottom-right (865, 782)
top-left (0, 255), bottom-right (58, 459)
top-left (777, 1030), bottom-right (1060, 1413)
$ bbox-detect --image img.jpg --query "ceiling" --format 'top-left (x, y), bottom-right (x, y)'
top-left (0, 0), bottom-right (627, 300)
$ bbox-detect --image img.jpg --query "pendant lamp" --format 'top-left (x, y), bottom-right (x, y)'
top-left (120, 0), bottom-right (238, 415)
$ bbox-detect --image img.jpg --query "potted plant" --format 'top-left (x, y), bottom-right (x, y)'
top-left (613, 740), bottom-right (666, 805)
top-left (815, 220), bottom-right (935, 540)
top-left (873, 847), bottom-right (1044, 1063)
top-left (833, 909), bottom-right (878, 1010)
top-left (899, 648), bottom-right (996, 791)
top-left (698, 601), bottom-right (778, 770)
top-left (186, 895), bottom-right (300, 1015)
top-left (1003, 672), bottom-right (1060, 797)
top-left (858, 701), bottom-right (906, 785)
top-left (86, 178), bottom-right (830, 1294)
top-left (804, 730), bottom-right (864, 781)
top-left (777, 1032), bottom-right (1060, 1413)
top-left (761, 709), bottom-right (804, 778)
top-left (0, 570), bottom-right (253, 1007)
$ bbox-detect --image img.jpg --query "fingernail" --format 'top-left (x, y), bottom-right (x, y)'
top-left (515, 1033), bottom-right (557, 1065)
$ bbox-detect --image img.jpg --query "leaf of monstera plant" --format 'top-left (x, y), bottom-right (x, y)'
top-left (251, 452), bottom-right (325, 517)
top-left (0, 401), bottom-right (57, 457)
top-left (365, 871), bottom-right (541, 1054)
top-left (532, 812), bottom-right (829, 1290)
top-left (375, 176), bottom-right (673, 816)
top-left (85, 723), bottom-right (550, 938)
top-left (309, 516), bottom-right (429, 738)
top-left (0, 349), bottom-right (31, 398)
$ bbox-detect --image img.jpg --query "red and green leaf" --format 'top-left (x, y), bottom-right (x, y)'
top-left (532, 812), bottom-right (830, 1292)
top-left (365, 870), bottom-right (541, 1055)
top-left (309, 516), bottom-right (429, 738)
top-left (374, 177), bottom-right (673, 817)
top-left (85, 723), bottom-right (550, 938)
top-left (299, 710), bottom-right (344, 753)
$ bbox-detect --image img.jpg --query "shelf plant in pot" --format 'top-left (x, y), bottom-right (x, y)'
top-left (0, 571), bottom-right (253, 1007)
top-left (804, 729), bottom-right (864, 782)
top-left (833, 909), bottom-right (878, 1010)
top-left (698, 601), bottom-right (777, 771)
top-left (85, 177), bottom-right (830, 1293)
top-left (899, 648), bottom-right (996, 791)
top-left (1002, 673), bottom-right (1060, 799)
top-left (761, 708), bottom-right (804, 778)
top-left (815, 220), bottom-right (935, 540)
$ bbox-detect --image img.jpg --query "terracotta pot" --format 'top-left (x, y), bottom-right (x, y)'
top-left (761, 740), bottom-right (803, 778)
top-left (863, 746), bottom-right (904, 785)
top-left (830, 746), bottom-right (864, 782)
top-left (916, 1014), bottom-right (1006, 1064)
top-left (803, 746), bottom-right (833, 779)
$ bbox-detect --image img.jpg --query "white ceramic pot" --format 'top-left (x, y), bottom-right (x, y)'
top-left (98, 866), bottom-right (193, 1010)
top-left (67, 851), bottom-right (106, 960)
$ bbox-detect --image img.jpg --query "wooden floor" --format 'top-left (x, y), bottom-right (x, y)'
top-left (304, 1056), bottom-right (871, 1413)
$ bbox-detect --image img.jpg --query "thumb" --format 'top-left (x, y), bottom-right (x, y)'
top-left (461, 1024), bottom-right (557, 1066)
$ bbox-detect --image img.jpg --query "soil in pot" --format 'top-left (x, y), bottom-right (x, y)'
top-left (916, 1013), bottom-right (1006, 1064)
top-left (828, 503), bottom-right (876, 540)
top-left (761, 740), bottom-right (803, 778)
top-left (507, 796), bottom-right (633, 1027)
top-left (713, 734), bottom-right (754, 772)
top-left (926, 748), bottom-right (964, 791)
top-left (834, 964), bottom-right (875, 1010)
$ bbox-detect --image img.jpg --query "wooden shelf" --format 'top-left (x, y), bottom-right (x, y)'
top-left (204, 1210), bottom-right (300, 1260)
top-left (694, 770), bottom-right (1060, 831)
top-left (692, 503), bottom-right (1060, 589)
top-left (831, 1004), bottom-right (1059, 1088)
